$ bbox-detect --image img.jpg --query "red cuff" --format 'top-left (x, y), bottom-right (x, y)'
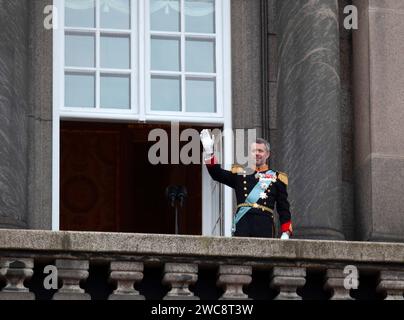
top-left (205, 155), bottom-right (218, 166)
top-left (281, 222), bottom-right (292, 234)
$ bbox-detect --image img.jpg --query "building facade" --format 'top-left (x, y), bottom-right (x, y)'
top-left (1, 0), bottom-right (404, 300)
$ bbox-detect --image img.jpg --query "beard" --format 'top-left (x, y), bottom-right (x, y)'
top-left (255, 158), bottom-right (266, 167)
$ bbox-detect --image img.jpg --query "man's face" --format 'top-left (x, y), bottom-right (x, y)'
top-left (250, 143), bottom-right (270, 167)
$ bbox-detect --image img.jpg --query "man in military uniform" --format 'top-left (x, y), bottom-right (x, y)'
top-left (200, 129), bottom-right (293, 239)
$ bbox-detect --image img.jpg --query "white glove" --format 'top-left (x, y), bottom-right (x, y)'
top-left (280, 232), bottom-right (290, 240)
top-left (200, 129), bottom-right (215, 155)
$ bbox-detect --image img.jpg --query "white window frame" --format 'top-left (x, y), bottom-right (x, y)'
top-left (145, 0), bottom-right (223, 118)
top-left (53, 0), bottom-right (233, 236)
top-left (58, 0), bottom-right (138, 118)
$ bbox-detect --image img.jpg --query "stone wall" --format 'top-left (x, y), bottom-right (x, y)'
top-left (0, 0), bottom-right (53, 229)
top-left (231, 0), bottom-right (263, 144)
top-left (27, 0), bottom-right (53, 229)
top-left (264, 0), bottom-right (355, 240)
top-left (275, 0), bottom-right (344, 240)
top-left (0, 0), bottom-right (30, 228)
top-left (338, 0), bottom-right (355, 241)
top-left (353, 0), bottom-right (404, 242)
top-left (1, 0), bottom-right (402, 243)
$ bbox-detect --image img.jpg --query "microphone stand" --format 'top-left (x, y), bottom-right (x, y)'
top-left (165, 185), bottom-right (188, 235)
top-left (174, 202), bottom-right (179, 235)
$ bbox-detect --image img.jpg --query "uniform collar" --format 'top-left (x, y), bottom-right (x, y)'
top-left (253, 164), bottom-right (269, 172)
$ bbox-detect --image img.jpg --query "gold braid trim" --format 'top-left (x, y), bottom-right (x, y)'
top-left (278, 172), bottom-right (288, 185)
top-left (231, 164), bottom-right (245, 174)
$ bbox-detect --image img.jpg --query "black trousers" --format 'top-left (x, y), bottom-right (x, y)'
top-left (234, 210), bottom-right (274, 238)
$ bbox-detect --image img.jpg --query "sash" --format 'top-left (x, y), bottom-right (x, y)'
top-left (232, 170), bottom-right (274, 234)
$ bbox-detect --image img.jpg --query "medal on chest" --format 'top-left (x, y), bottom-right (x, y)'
top-left (255, 171), bottom-right (277, 199)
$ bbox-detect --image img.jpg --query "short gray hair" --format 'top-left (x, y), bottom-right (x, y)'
top-left (254, 138), bottom-right (271, 152)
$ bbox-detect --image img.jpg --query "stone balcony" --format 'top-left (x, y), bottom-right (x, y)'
top-left (0, 229), bottom-right (404, 300)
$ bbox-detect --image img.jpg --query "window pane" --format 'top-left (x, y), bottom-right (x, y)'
top-left (151, 76), bottom-right (181, 111)
top-left (151, 37), bottom-right (180, 71)
top-left (186, 78), bottom-right (216, 112)
top-left (65, 0), bottom-right (95, 28)
top-left (186, 39), bottom-right (215, 73)
top-left (65, 33), bottom-right (95, 68)
top-left (100, 0), bottom-right (130, 29)
top-left (101, 74), bottom-right (130, 109)
top-left (65, 73), bottom-right (95, 108)
top-left (101, 35), bottom-right (130, 69)
top-left (185, 0), bottom-right (215, 33)
top-left (150, 0), bottom-right (180, 32)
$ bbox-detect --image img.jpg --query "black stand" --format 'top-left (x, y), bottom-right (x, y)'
top-left (165, 185), bottom-right (188, 235)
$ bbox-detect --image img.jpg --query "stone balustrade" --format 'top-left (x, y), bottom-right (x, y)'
top-left (217, 265), bottom-right (252, 300)
top-left (108, 261), bottom-right (145, 300)
top-left (0, 229), bottom-right (403, 300)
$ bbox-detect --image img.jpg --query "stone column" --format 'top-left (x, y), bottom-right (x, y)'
top-left (276, 0), bottom-right (343, 239)
top-left (231, 0), bottom-right (263, 138)
top-left (52, 259), bottom-right (91, 300)
top-left (353, 0), bottom-right (404, 242)
top-left (162, 263), bottom-right (199, 300)
top-left (324, 268), bottom-right (354, 300)
top-left (108, 261), bottom-right (145, 300)
top-left (0, 1), bottom-right (30, 228)
top-left (216, 265), bottom-right (252, 300)
top-left (0, 258), bottom-right (35, 300)
top-left (377, 271), bottom-right (404, 300)
top-left (27, 0), bottom-right (53, 229)
top-left (270, 266), bottom-right (306, 300)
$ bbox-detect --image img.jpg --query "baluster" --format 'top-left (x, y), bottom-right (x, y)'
top-left (270, 266), bottom-right (306, 300)
top-left (0, 258), bottom-right (35, 300)
top-left (324, 268), bottom-right (354, 300)
top-left (162, 263), bottom-right (199, 300)
top-left (217, 265), bottom-right (252, 300)
top-left (108, 261), bottom-right (145, 300)
top-left (377, 270), bottom-right (404, 300)
top-left (52, 259), bottom-right (90, 300)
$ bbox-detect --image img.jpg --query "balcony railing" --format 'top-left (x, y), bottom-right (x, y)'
top-left (0, 229), bottom-right (404, 300)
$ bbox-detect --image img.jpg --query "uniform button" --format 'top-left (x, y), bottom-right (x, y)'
top-left (243, 181), bottom-right (247, 184)
top-left (243, 175), bottom-right (246, 178)
top-left (244, 194), bottom-right (248, 197)
top-left (243, 187), bottom-right (247, 191)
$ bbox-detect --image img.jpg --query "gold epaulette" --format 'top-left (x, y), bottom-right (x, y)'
top-left (231, 164), bottom-right (245, 174)
top-left (277, 172), bottom-right (288, 185)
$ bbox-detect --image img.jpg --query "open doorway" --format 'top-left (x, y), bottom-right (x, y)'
top-left (60, 121), bottom-right (213, 235)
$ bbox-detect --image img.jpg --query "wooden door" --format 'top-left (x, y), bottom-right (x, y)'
top-left (60, 122), bottom-right (203, 234)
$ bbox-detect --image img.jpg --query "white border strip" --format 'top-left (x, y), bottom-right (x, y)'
top-left (52, 0), bottom-right (64, 230)
top-left (222, 0), bottom-right (233, 237)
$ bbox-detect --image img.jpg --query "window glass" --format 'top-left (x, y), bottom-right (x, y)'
top-left (65, 33), bottom-right (95, 68)
top-left (101, 35), bottom-right (131, 69)
top-left (185, 0), bottom-right (215, 33)
top-left (100, 0), bottom-right (131, 29)
top-left (150, 0), bottom-right (180, 32)
top-left (186, 38), bottom-right (215, 73)
top-left (151, 37), bottom-right (181, 71)
top-left (101, 74), bottom-right (130, 109)
top-left (151, 76), bottom-right (181, 111)
top-left (65, 0), bottom-right (95, 28)
top-left (186, 78), bottom-right (216, 112)
top-left (65, 73), bottom-right (95, 108)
